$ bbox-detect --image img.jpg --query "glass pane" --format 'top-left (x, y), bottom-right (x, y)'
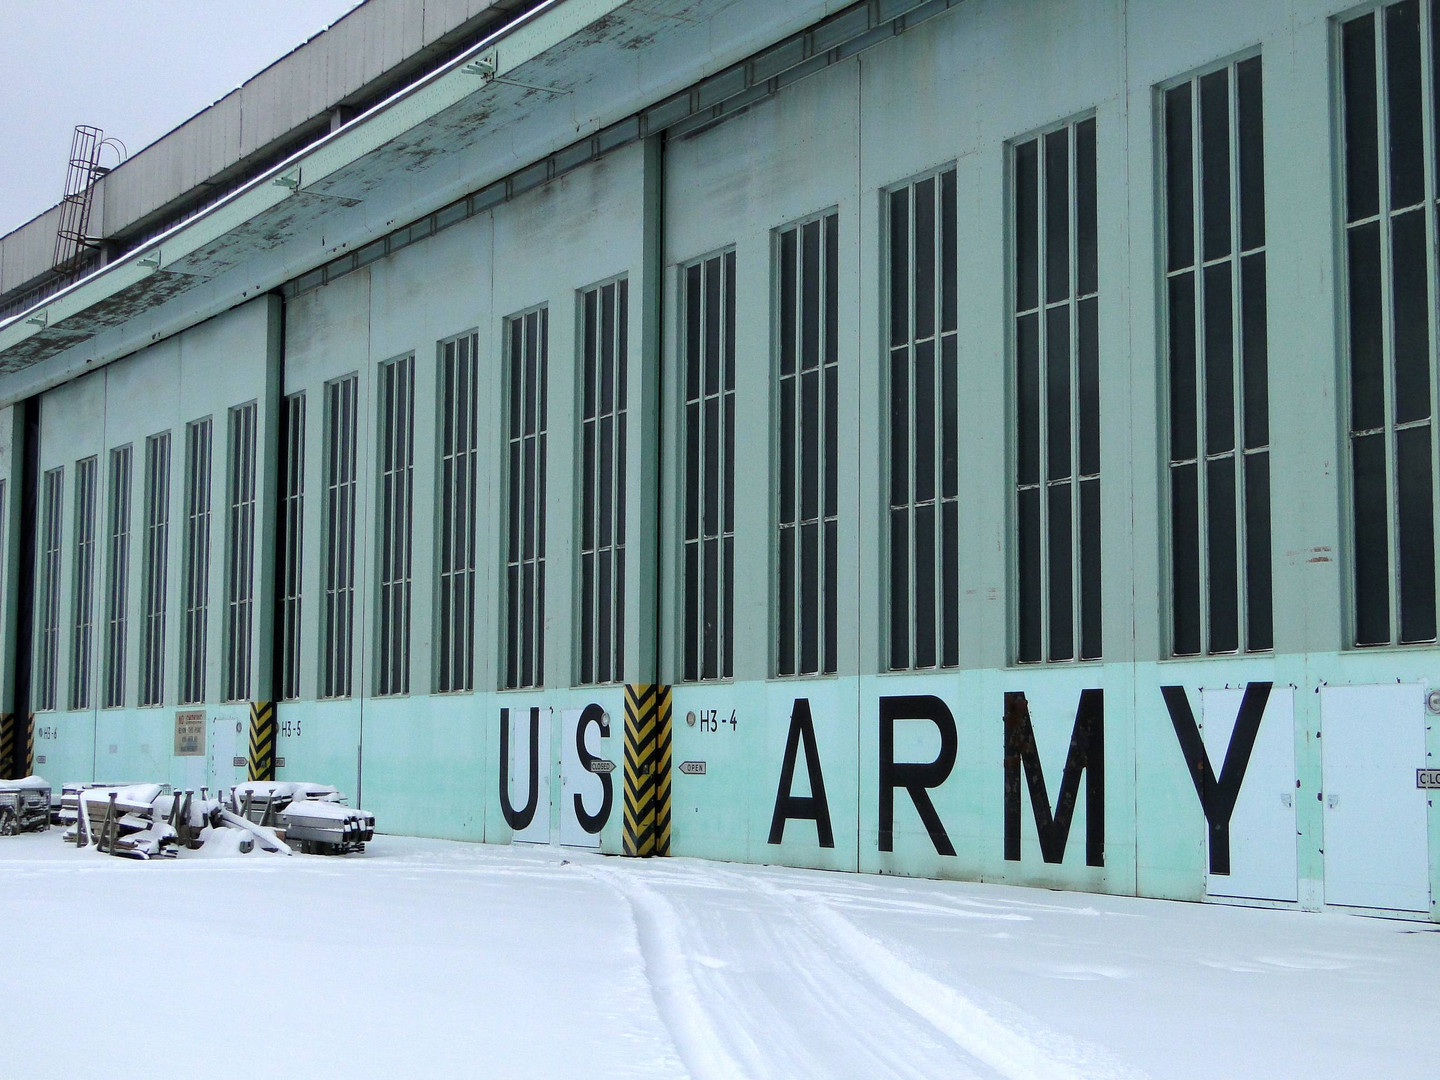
top-left (1080, 477), bottom-right (1102, 660)
top-left (1343, 15), bottom-right (1380, 223)
top-left (1207, 456), bottom-right (1239, 653)
top-left (942, 500), bottom-right (959, 667)
top-left (890, 347), bottom-right (910, 503)
top-left (915, 340), bottom-right (935, 504)
top-left (802, 368), bottom-right (821, 521)
top-left (1078, 297), bottom-right (1100, 477)
top-left (1015, 485), bottom-right (1040, 661)
top-left (1169, 272), bottom-right (1198, 461)
top-left (1347, 222), bottom-right (1385, 432)
top-left (1241, 253), bottom-right (1269, 450)
top-left (801, 520), bottom-right (819, 674)
top-left (802, 220), bottom-right (821, 371)
top-left (1391, 208), bottom-right (1432, 424)
top-left (1237, 57), bottom-right (1266, 251)
top-left (1245, 452), bottom-right (1273, 651)
top-left (779, 377), bottom-right (796, 524)
top-left (1386, 0), bottom-right (1425, 210)
top-left (1047, 483), bottom-right (1074, 661)
top-left (705, 258), bottom-right (722, 396)
top-left (1165, 84), bottom-right (1196, 272)
top-left (1397, 426), bottom-right (1437, 642)
top-left (941, 170), bottom-right (958, 333)
top-left (1204, 262), bottom-right (1235, 456)
top-left (1171, 462), bottom-right (1201, 655)
top-left (1016, 313), bottom-right (1041, 485)
top-left (824, 520), bottom-right (838, 675)
top-left (1015, 140), bottom-right (1039, 311)
top-left (1045, 128), bottom-right (1070, 303)
top-left (914, 503), bottom-right (936, 668)
top-left (686, 263), bottom-right (702, 397)
top-left (1200, 68), bottom-right (1232, 262)
top-left (915, 178), bottom-right (935, 340)
top-left (1076, 118), bottom-right (1098, 296)
top-left (890, 510), bottom-right (909, 669)
top-left (890, 189), bottom-right (910, 346)
top-left (941, 335), bottom-right (958, 499)
top-left (1046, 305), bottom-right (1071, 482)
top-left (1352, 432), bottom-right (1391, 644)
top-left (778, 526), bottom-right (794, 676)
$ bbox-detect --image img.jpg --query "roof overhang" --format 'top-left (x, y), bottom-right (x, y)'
top-left (0, 0), bottom-right (852, 404)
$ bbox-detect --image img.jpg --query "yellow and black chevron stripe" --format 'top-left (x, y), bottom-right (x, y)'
top-left (248, 701), bottom-right (277, 782)
top-left (22, 713), bottom-right (33, 778)
top-left (0, 712), bottom-right (14, 779)
top-left (623, 683), bottom-right (672, 857)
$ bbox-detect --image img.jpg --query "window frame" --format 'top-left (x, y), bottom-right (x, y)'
top-left (435, 332), bottom-right (479, 695)
top-left (501, 304), bottom-right (550, 691)
top-left (576, 276), bottom-right (629, 687)
top-left (1007, 114), bottom-right (1103, 667)
top-left (321, 373), bottom-right (360, 700)
top-left (678, 247), bottom-right (738, 684)
top-left (1157, 51), bottom-right (1274, 659)
top-left (1335, 0), bottom-right (1440, 648)
top-left (773, 208), bottom-right (841, 679)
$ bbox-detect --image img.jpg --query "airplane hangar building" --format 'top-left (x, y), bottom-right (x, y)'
top-left (0, 0), bottom-right (1438, 918)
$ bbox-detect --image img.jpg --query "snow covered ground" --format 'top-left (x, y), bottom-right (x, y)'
top-left (2, 832), bottom-right (1435, 1079)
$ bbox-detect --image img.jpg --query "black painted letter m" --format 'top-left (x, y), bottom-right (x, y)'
top-left (1003, 690), bottom-right (1104, 866)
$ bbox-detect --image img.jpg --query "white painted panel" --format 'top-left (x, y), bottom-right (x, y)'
top-left (559, 707), bottom-right (605, 849)
top-left (1202, 687), bottom-right (1297, 902)
top-left (206, 714), bottom-right (240, 796)
top-left (1320, 684), bottom-right (1429, 912)
top-left (510, 706), bottom-right (551, 845)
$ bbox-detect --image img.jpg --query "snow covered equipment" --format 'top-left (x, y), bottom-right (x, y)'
top-left (76, 784), bottom-right (180, 859)
top-left (0, 776), bottom-right (51, 834)
top-left (231, 781), bottom-right (375, 854)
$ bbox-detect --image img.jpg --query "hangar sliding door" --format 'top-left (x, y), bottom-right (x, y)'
top-left (1320, 684), bottom-right (1430, 912)
top-left (1201, 687), bottom-right (1297, 902)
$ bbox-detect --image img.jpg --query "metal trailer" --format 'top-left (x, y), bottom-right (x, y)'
top-left (0, 777), bottom-right (51, 834)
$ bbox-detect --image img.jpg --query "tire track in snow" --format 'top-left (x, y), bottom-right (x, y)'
top-left (760, 879), bottom-right (1149, 1080)
top-left (587, 864), bottom-right (753, 1080)
top-left (620, 861), bottom-right (1003, 1080)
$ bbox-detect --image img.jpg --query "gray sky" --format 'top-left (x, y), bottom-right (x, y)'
top-left (0, 0), bottom-right (365, 237)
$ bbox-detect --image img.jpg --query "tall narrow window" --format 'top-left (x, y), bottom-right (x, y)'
top-left (777, 213), bottom-right (839, 677)
top-left (1342, 2), bottom-right (1440, 646)
top-left (682, 251), bottom-right (736, 682)
top-left (180, 419), bottom-right (212, 704)
top-left (34, 467), bottom-right (63, 712)
top-left (139, 432), bottom-right (171, 707)
top-left (103, 446), bottom-right (132, 709)
top-left (437, 335), bottom-right (478, 693)
top-left (224, 403), bottom-right (258, 702)
top-left (580, 280), bottom-right (628, 685)
top-left (888, 171), bottom-right (959, 670)
top-left (70, 458), bottom-right (97, 711)
top-left (1164, 59), bottom-right (1271, 656)
top-left (323, 375), bottom-right (358, 699)
top-left (279, 393), bottom-right (306, 702)
top-left (1013, 119), bottom-right (1101, 664)
top-left (504, 307), bottom-right (548, 690)
top-left (377, 356), bottom-right (414, 696)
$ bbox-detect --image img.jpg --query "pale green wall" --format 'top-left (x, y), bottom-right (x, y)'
top-left (24, 0), bottom-right (1440, 918)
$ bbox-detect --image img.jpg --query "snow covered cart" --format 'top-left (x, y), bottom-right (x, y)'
top-left (0, 776), bottom-right (51, 834)
top-left (231, 781), bottom-right (375, 855)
